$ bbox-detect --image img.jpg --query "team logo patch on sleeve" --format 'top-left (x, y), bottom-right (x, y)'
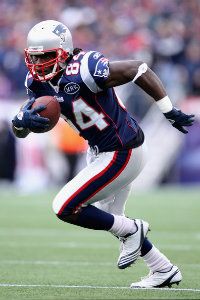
top-left (93, 58), bottom-right (109, 78)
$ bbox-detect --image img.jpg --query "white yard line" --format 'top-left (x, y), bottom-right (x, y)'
top-left (1, 241), bottom-right (200, 251)
top-left (0, 283), bottom-right (200, 293)
top-left (0, 260), bottom-right (114, 266)
top-left (0, 241), bottom-right (115, 248)
top-left (0, 260), bottom-right (200, 269)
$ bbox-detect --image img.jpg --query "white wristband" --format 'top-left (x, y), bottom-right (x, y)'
top-left (156, 96), bottom-right (173, 113)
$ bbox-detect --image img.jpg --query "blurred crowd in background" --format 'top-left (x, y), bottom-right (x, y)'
top-left (0, 0), bottom-right (200, 190)
top-left (0, 0), bottom-right (200, 98)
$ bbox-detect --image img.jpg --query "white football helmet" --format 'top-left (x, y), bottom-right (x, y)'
top-left (24, 20), bottom-right (73, 81)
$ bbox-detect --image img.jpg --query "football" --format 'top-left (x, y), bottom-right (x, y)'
top-left (31, 96), bottom-right (61, 133)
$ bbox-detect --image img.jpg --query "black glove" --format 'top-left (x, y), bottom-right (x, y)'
top-left (12, 98), bottom-right (50, 131)
top-left (164, 107), bottom-right (195, 134)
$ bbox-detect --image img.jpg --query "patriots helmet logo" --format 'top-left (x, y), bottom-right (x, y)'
top-left (52, 24), bottom-right (67, 37)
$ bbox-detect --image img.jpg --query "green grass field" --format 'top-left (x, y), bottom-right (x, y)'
top-left (0, 186), bottom-right (200, 299)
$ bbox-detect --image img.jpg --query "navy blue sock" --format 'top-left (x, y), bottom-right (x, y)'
top-left (59, 204), bottom-right (114, 230)
top-left (140, 238), bottom-right (153, 256)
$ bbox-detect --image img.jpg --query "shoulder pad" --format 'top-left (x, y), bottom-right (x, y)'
top-left (80, 51), bottom-right (109, 93)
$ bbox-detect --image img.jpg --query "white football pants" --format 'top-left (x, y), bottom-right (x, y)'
top-left (52, 143), bottom-right (147, 215)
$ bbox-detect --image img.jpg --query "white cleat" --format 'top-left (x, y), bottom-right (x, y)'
top-left (117, 219), bottom-right (149, 269)
top-left (130, 265), bottom-right (182, 288)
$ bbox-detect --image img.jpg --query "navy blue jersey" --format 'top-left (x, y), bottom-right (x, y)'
top-left (25, 51), bottom-right (144, 152)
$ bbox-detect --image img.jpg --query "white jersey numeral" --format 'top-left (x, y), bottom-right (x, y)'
top-left (72, 98), bottom-right (108, 130)
top-left (66, 63), bottom-right (80, 75)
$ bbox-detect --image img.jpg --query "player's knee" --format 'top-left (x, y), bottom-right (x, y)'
top-left (52, 197), bottom-right (76, 223)
top-left (53, 205), bottom-right (75, 223)
top-left (52, 195), bottom-right (70, 215)
top-left (56, 211), bottom-right (78, 224)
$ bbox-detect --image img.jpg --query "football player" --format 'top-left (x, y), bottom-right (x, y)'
top-left (12, 20), bottom-right (194, 288)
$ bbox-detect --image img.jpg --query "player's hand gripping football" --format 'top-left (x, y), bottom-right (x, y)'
top-left (164, 107), bottom-right (195, 134)
top-left (12, 98), bottom-right (50, 131)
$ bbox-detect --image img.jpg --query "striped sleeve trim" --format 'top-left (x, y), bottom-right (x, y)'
top-left (80, 51), bottom-right (103, 93)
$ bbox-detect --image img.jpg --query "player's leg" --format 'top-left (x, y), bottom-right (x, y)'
top-left (92, 142), bottom-right (146, 216)
top-left (131, 238), bottom-right (182, 288)
top-left (93, 183), bottom-right (132, 216)
top-left (52, 146), bottom-right (149, 267)
top-left (90, 146), bottom-right (149, 269)
top-left (53, 147), bottom-right (145, 223)
top-left (111, 184), bottom-right (132, 215)
top-left (93, 183), bottom-right (134, 264)
top-left (95, 184), bottom-right (182, 286)
top-left (92, 160), bottom-right (182, 286)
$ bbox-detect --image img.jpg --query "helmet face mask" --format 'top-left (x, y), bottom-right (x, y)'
top-left (25, 20), bottom-right (73, 81)
top-left (25, 48), bottom-right (69, 81)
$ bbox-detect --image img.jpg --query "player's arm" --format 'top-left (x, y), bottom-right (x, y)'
top-left (105, 60), bottom-right (166, 100)
top-left (104, 60), bottom-right (195, 133)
